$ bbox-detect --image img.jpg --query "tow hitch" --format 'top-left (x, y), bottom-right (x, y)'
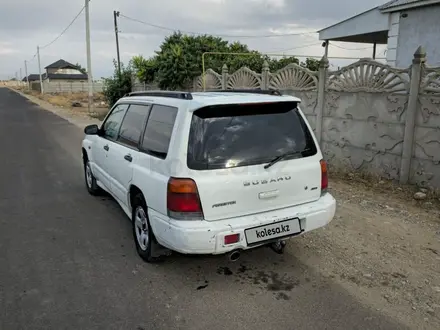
top-left (270, 240), bottom-right (286, 254)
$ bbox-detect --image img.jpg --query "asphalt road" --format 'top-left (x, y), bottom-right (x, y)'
top-left (0, 88), bottom-right (408, 330)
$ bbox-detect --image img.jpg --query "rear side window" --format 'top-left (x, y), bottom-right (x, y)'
top-left (141, 104), bottom-right (178, 158)
top-left (187, 102), bottom-right (317, 170)
top-left (117, 104), bottom-right (151, 148)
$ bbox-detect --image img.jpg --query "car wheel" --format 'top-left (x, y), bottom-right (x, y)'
top-left (84, 160), bottom-right (101, 195)
top-left (132, 194), bottom-right (157, 263)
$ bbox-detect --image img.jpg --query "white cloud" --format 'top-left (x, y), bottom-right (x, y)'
top-left (0, 41), bottom-right (20, 55)
top-left (0, 48), bottom-right (19, 55)
top-left (0, 0), bottom-right (387, 80)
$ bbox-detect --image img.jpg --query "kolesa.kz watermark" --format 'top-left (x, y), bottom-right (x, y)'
top-left (255, 224), bottom-right (290, 238)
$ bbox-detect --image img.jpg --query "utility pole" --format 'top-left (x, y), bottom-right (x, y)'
top-left (37, 46), bottom-right (44, 94)
top-left (85, 0), bottom-right (93, 114)
top-left (19, 68), bottom-right (22, 81)
top-left (24, 60), bottom-right (29, 90)
top-left (114, 10), bottom-right (121, 77)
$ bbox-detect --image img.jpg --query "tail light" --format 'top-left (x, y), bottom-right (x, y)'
top-left (320, 159), bottom-right (328, 194)
top-left (167, 178), bottom-right (204, 220)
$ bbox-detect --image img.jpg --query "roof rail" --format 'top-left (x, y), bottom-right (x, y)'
top-left (204, 89), bottom-right (282, 96)
top-left (125, 91), bottom-right (193, 100)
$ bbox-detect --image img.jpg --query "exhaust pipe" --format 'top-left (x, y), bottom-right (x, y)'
top-left (228, 250), bottom-right (241, 262)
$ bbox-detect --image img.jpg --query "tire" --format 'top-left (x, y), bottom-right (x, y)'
top-left (84, 159), bottom-right (101, 195)
top-left (131, 194), bottom-right (156, 263)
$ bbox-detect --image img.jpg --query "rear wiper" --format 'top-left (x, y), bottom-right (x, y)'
top-left (264, 148), bottom-right (311, 169)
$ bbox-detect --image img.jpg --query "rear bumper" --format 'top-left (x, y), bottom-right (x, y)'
top-left (148, 193), bottom-right (336, 255)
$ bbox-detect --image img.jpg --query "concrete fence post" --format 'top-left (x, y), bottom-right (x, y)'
top-left (131, 73), bottom-right (137, 92)
top-left (221, 64), bottom-right (228, 89)
top-left (261, 60), bottom-right (270, 90)
top-left (193, 77), bottom-right (198, 91)
top-left (315, 55), bottom-right (329, 146)
top-left (399, 46), bottom-right (426, 184)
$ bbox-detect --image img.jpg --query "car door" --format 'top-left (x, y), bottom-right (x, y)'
top-left (136, 104), bottom-right (179, 218)
top-left (93, 103), bottom-right (129, 190)
top-left (106, 103), bottom-right (151, 206)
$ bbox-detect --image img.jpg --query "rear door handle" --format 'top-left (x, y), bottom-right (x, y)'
top-left (124, 154), bottom-right (133, 162)
top-left (103, 145), bottom-right (109, 151)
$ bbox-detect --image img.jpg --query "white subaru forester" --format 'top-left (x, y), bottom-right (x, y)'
top-left (82, 90), bottom-right (336, 262)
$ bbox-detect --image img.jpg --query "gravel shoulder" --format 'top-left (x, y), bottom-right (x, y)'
top-left (10, 88), bottom-right (105, 128)
top-left (11, 87), bottom-right (440, 329)
top-left (291, 177), bottom-right (440, 330)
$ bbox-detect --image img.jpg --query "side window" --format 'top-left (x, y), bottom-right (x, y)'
top-left (117, 104), bottom-right (151, 148)
top-left (141, 104), bottom-right (178, 158)
top-left (102, 104), bottom-right (128, 140)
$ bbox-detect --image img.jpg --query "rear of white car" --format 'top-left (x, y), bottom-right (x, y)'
top-left (148, 94), bottom-right (336, 255)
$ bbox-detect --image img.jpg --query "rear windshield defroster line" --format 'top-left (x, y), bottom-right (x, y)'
top-left (187, 102), bottom-right (317, 170)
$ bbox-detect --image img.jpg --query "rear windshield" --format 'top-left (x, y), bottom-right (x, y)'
top-left (187, 101), bottom-right (317, 170)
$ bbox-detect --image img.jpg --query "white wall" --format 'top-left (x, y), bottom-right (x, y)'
top-left (31, 81), bottom-right (103, 93)
top-left (386, 12), bottom-right (400, 66)
top-left (396, 5), bottom-right (440, 67)
top-left (47, 79), bottom-right (87, 83)
top-left (55, 68), bottom-right (84, 75)
top-left (2, 81), bottom-right (27, 87)
top-left (46, 68), bottom-right (84, 75)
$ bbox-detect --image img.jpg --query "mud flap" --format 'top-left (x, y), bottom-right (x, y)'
top-left (150, 241), bottom-right (172, 258)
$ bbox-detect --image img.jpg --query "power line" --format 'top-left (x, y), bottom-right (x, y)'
top-left (265, 42), bottom-right (323, 53)
top-left (118, 13), bottom-right (317, 39)
top-left (18, 5), bottom-right (84, 76)
top-left (27, 53), bottom-right (37, 62)
top-left (40, 5), bottom-right (85, 49)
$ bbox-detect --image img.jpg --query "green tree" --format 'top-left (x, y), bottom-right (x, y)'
top-left (153, 32), bottom-right (231, 89)
top-left (75, 63), bottom-right (87, 74)
top-left (132, 32), bottom-right (272, 89)
top-left (131, 55), bottom-right (158, 83)
top-left (269, 56), bottom-right (300, 71)
top-left (300, 58), bottom-right (320, 71)
top-left (130, 32), bottom-right (321, 90)
top-left (223, 42), bottom-right (266, 72)
top-left (103, 60), bottom-right (133, 107)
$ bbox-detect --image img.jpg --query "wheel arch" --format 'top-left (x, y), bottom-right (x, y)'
top-left (129, 184), bottom-right (145, 211)
top-left (82, 147), bottom-right (88, 164)
top-left (129, 184), bottom-right (159, 244)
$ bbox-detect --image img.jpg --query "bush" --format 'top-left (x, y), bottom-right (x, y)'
top-left (103, 60), bottom-right (133, 107)
top-left (130, 32), bottom-right (321, 90)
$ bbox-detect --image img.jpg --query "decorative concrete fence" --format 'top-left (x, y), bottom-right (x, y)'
top-left (132, 82), bottom-right (160, 92)
top-left (194, 47), bottom-right (440, 189)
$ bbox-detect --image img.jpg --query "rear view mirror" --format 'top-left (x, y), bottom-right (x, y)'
top-left (84, 124), bottom-right (99, 135)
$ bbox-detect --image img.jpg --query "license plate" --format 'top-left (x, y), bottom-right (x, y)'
top-left (245, 218), bottom-right (301, 245)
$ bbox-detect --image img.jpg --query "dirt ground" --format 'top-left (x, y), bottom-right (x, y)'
top-left (19, 88), bottom-right (109, 120)
top-left (8, 87), bottom-right (440, 329)
top-left (291, 174), bottom-right (440, 330)
top-left (13, 88), bottom-right (109, 124)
